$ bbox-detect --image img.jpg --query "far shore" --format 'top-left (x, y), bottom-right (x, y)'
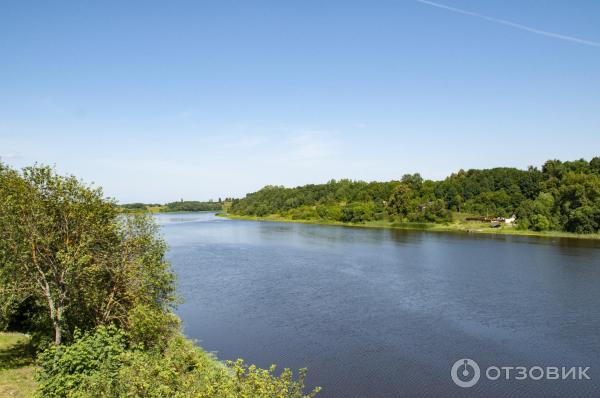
top-left (217, 213), bottom-right (600, 241)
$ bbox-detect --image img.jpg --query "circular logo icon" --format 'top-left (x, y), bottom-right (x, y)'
top-left (451, 358), bottom-right (480, 388)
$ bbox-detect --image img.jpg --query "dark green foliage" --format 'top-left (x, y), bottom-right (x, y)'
top-left (126, 304), bottom-right (180, 351)
top-left (421, 199), bottom-right (451, 223)
top-left (436, 167), bottom-right (540, 214)
top-left (120, 201), bottom-right (222, 212)
top-left (35, 325), bottom-right (127, 398)
top-left (556, 173), bottom-right (600, 233)
top-left (286, 206), bottom-right (319, 220)
top-left (341, 202), bottom-right (375, 223)
top-left (163, 200), bottom-right (222, 212)
top-left (230, 158), bottom-right (600, 233)
top-left (531, 214), bottom-right (552, 231)
top-left (388, 183), bottom-right (415, 218)
top-left (316, 204), bottom-right (343, 221)
top-left (120, 202), bottom-right (153, 210)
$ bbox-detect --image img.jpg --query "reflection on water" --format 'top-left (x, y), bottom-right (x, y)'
top-left (157, 212), bottom-right (600, 398)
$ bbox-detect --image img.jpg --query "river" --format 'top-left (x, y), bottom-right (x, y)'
top-left (157, 212), bottom-right (600, 397)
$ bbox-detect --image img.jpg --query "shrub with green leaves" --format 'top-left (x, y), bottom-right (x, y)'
top-left (126, 304), bottom-right (180, 351)
top-left (35, 326), bottom-right (320, 398)
top-left (35, 325), bottom-right (127, 398)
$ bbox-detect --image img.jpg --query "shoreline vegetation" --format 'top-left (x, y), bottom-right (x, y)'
top-left (218, 213), bottom-right (600, 241)
top-left (226, 158), bottom-right (600, 239)
top-left (120, 200), bottom-right (228, 213)
top-left (0, 163), bottom-right (320, 398)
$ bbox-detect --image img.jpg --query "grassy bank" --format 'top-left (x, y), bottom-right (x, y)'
top-left (218, 213), bottom-right (600, 241)
top-left (0, 333), bottom-right (36, 398)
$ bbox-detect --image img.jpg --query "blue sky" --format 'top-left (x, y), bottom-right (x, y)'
top-left (1, 1), bottom-right (599, 203)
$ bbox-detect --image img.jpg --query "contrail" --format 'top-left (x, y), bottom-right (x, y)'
top-left (416, 0), bottom-right (600, 48)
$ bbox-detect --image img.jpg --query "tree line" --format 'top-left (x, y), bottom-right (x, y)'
top-left (230, 157), bottom-right (600, 233)
top-left (121, 200), bottom-right (224, 212)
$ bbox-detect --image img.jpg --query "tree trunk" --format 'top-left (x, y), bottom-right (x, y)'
top-left (53, 304), bottom-right (64, 345)
top-left (45, 291), bottom-right (63, 345)
top-left (54, 321), bottom-right (62, 345)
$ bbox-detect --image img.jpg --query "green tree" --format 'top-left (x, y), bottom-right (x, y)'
top-left (341, 202), bottom-right (375, 223)
top-left (530, 214), bottom-right (551, 231)
top-left (557, 172), bottom-right (600, 233)
top-left (387, 183), bottom-right (415, 219)
top-left (422, 199), bottom-right (450, 222)
top-left (0, 164), bottom-right (176, 344)
top-left (316, 204), bottom-right (343, 221)
top-left (228, 157), bottom-right (600, 234)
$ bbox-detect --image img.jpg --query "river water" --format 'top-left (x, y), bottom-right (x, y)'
top-left (157, 212), bottom-right (600, 397)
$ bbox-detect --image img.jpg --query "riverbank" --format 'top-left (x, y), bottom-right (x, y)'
top-left (0, 333), bottom-right (36, 398)
top-left (218, 213), bottom-right (600, 240)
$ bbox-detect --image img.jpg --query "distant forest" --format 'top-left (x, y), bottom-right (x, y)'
top-left (230, 158), bottom-right (600, 234)
top-left (121, 200), bottom-right (224, 212)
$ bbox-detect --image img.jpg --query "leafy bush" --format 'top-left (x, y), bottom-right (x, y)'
top-left (126, 304), bottom-right (180, 351)
top-left (531, 214), bottom-right (551, 231)
top-left (286, 206), bottom-right (318, 220)
top-left (120, 202), bottom-right (148, 210)
top-left (316, 204), bottom-right (343, 221)
top-left (341, 202), bottom-right (375, 223)
top-left (35, 325), bottom-right (127, 398)
top-left (164, 201), bottom-right (222, 212)
top-left (564, 206), bottom-right (600, 234)
top-left (35, 326), bottom-right (321, 398)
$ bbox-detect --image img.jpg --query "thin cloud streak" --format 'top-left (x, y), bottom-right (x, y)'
top-left (416, 0), bottom-right (600, 48)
